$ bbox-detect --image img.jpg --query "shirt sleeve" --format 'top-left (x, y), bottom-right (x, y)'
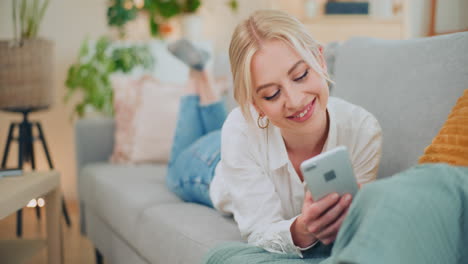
top-left (212, 118), bottom-right (314, 257)
top-left (351, 113), bottom-right (383, 185)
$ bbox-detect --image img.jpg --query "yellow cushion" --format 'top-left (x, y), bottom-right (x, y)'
top-left (419, 89), bottom-right (468, 166)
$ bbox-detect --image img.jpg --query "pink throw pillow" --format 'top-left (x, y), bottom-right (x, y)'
top-left (110, 74), bottom-right (184, 163)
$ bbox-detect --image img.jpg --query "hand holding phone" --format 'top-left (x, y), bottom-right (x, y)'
top-left (292, 190), bottom-right (352, 246)
top-left (292, 146), bottom-right (358, 247)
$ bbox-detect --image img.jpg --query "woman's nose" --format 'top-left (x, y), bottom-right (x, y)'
top-left (283, 84), bottom-right (303, 110)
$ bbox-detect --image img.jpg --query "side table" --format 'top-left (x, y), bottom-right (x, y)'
top-left (0, 170), bottom-right (62, 264)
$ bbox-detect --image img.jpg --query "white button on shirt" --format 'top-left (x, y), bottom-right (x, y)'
top-left (209, 97), bottom-right (383, 257)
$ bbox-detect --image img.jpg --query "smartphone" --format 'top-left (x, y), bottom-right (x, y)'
top-left (300, 146), bottom-right (358, 201)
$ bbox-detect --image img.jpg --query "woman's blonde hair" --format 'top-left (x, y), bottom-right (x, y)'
top-left (229, 9), bottom-right (331, 122)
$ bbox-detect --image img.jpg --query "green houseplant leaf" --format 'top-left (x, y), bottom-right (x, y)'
top-left (108, 0), bottom-right (203, 38)
top-left (107, 0), bottom-right (138, 38)
top-left (183, 0), bottom-right (201, 13)
top-left (65, 36), bottom-right (155, 118)
top-left (12, 0), bottom-right (50, 41)
top-left (157, 0), bottom-right (180, 18)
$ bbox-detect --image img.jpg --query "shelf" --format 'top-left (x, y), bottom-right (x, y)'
top-left (303, 15), bottom-right (403, 25)
top-left (301, 14), bottom-right (405, 43)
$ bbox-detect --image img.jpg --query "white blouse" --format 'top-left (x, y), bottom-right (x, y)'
top-left (209, 97), bottom-right (382, 257)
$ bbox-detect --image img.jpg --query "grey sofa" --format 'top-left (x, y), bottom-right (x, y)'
top-left (75, 32), bottom-right (468, 264)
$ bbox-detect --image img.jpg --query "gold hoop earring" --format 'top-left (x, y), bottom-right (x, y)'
top-left (257, 115), bottom-right (269, 129)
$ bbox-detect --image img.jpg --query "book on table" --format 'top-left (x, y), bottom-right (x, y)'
top-left (0, 168), bottom-right (23, 178)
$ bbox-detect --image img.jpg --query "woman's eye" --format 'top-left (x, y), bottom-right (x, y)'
top-left (264, 90), bottom-right (280, 101)
top-left (293, 69), bottom-right (309, 82)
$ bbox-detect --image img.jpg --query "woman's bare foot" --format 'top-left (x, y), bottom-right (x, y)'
top-left (214, 76), bottom-right (230, 96)
top-left (190, 69), bottom-right (219, 105)
top-left (185, 71), bottom-right (199, 95)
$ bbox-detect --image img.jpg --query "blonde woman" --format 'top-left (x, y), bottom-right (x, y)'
top-left (167, 10), bottom-right (382, 256)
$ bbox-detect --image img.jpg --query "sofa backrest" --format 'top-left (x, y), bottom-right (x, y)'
top-left (331, 32), bottom-right (468, 178)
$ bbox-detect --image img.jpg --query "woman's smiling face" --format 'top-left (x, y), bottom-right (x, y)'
top-left (251, 39), bottom-right (329, 134)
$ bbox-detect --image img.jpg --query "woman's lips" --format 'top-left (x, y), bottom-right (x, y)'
top-left (287, 98), bottom-right (316, 122)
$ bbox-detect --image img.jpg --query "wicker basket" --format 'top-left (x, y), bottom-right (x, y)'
top-left (0, 38), bottom-right (54, 111)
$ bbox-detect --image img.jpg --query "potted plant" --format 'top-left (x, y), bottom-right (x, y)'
top-left (107, 0), bottom-right (181, 38)
top-left (106, 0), bottom-right (239, 39)
top-left (177, 0), bottom-right (239, 40)
top-left (65, 36), bottom-right (154, 118)
top-left (179, 0), bottom-right (202, 40)
top-left (0, 0), bottom-right (53, 110)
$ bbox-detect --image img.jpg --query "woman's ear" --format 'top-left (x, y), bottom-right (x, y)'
top-left (252, 101), bottom-right (264, 117)
top-left (318, 46), bottom-right (328, 73)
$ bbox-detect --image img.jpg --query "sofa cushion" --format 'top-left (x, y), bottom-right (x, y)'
top-left (80, 162), bottom-right (182, 243)
top-left (135, 203), bottom-right (242, 264)
top-left (79, 162), bottom-right (168, 204)
top-left (331, 32), bottom-right (468, 178)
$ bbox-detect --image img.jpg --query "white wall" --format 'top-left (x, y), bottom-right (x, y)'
top-left (406, 0), bottom-right (432, 37)
top-left (406, 0), bottom-right (468, 37)
top-left (435, 0), bottom-right (468, 33)
top-left (203, 0), bottom-right (274, 53)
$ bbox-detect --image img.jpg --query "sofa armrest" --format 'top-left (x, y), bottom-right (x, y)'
top-left (75, 117), bottom-right (115, 235)
top-left (75, 117), bottom-right (115, 173)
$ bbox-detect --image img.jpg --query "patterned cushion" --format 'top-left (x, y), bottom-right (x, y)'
top-left (110, 74), bottom-right (184, 163)
top-left (419, 89), bottom-right (468, 166)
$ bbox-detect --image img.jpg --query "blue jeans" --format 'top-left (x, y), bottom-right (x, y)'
top-left (167, 95), bottom-right (227, 207)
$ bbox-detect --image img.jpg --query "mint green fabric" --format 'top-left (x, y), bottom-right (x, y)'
top-left (202, 164), bottom-right (468, 264)
top-left (202, 241), bottom-right (332, 264)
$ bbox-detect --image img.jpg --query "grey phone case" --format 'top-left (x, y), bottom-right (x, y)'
top-left (300, 146), bottom-right (358, 201)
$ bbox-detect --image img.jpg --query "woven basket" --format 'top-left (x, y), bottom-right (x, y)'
top-left (0, 38), bottom-right (54, 111)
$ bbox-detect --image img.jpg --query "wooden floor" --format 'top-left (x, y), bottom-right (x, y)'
top-left (0, 201), bottom-right (97, 264)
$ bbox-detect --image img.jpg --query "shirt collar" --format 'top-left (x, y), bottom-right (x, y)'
top-left (322, 105), bottom-right (337, 152)
top-left (248, 104), bottom-right (289, 171)
top-left (266, 103), bottom-right (337, 171)
top-left (267, 124), bottom-right (289, 171)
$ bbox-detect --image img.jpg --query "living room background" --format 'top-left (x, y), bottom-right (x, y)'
top-left (0, 0), bottom-right (466, 202)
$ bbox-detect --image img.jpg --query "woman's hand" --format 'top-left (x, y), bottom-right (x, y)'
top-left (291, 191), bottom-right (352, 247)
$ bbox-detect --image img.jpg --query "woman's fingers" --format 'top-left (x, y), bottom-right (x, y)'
top-left (300, 192), bottom-right (353, 246)
top-left (303, 192), bottom-right (340, 223)
top-left (316, 207), bottom-right (350, 240)
top-left (307, 194), bottom-right (352, 236)
top-left (320, 235), bottom-right (337, 245)
top-left (304, 191), bottom-right (314, 203)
